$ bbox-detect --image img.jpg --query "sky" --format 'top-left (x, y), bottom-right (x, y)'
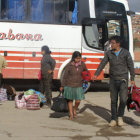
top-left (127, 0), bottom-right (140, 12)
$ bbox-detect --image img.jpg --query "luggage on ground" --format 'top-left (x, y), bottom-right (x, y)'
top-left (35, 91), bottom-right (46, 104)
top-left (15, 93), bottom-right (26, 109)
top-left (26, 94), bottom-right (40, 110)
top-left (51, 92), bottom-right (68, 112)
top-left (0, 88), bottom-right (7, 101)
top-left (24, 89), bottom-right (35, 100)
top-left (2, 84), bottom-right (16, 100)
top-left (127, 85), bottom-right (140, 112)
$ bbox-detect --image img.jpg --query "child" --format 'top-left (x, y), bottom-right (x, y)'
top-left (60, 51), bottom-right (87, 120)
top-left (40, 46), bottom-right (56, 108)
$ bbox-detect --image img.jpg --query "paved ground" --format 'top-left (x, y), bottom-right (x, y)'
top-left (0, 77), bottom-right (140, 140)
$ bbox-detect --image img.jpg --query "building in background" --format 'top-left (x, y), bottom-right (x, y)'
top-left (128, 0), bottom-right (140, 74)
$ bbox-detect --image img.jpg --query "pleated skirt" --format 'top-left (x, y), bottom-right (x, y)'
top-left (64, 86), bottom-right (85, 100)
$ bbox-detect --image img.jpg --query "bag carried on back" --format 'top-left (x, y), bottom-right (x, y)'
top-left (0, 88), bottom-right (7, 101)
top-left (51, 92), bottom-right (68, 112)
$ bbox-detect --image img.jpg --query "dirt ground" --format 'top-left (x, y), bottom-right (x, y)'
top-left (0, 76), bottom-right (140, 140)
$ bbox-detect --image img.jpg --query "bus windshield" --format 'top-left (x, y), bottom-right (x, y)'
top-left (83, 0), bottom-right (129, 51)
top-left (84, 19), bottom-right (129, 51)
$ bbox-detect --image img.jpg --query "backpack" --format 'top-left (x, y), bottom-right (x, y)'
top-left (26, 94), bottom-right (40, 110)
top-left (15, 93), bottom-right (26, 109)
top-left (0, 88), bottom-right (7, 101)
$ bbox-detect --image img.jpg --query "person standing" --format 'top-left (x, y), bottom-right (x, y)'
top-left (93, 36), bottom-right (135, 127)
top-left (0, 54), bottom-right (7, 87)
top-left (40, 46), bottom-right (56, 108)
top-left (60, 51), bottom-right (87, 120)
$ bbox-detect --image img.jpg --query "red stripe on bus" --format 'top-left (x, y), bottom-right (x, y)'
top-left (7, 62), bottom-right (61, 69)
top-left (1, 51), bottom-right (104, 56)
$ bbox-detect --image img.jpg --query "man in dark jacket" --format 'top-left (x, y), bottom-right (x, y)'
top-left (93, 36), bottom-right (135, 127)
top-left (40, 46), bottom-right (56, 108)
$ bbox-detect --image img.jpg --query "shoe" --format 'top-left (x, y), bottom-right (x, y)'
top-left (118, 117), bottom-right (124, 126)
top-left (109, 120), bottom-right (117, 127)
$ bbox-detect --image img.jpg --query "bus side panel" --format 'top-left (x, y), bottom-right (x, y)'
top-left (0, 23), bottom-right (82, 79)
top-left (0, 50), bottom-right (24, 79)
top-left (81, 50), bottom-right (105, 80)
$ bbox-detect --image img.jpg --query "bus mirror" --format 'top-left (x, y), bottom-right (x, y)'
top-left (127, 11), bottom-right (135, 16)
top-left (82, 18), bottom-right (105, 25)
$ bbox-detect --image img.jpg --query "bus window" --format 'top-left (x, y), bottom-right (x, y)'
top-left (107, 20), bottom-right (120, 38)
top-left (72, 0), bottom-right (77, 24)
top-left (30, 0), bottom-right (68, 24)
top-left (0, 0), bottom-right (7, 19)
top-left (121, 21), bottom-right (129, 50)
top-left (8, 0), bottom-right (26, 21)
top-left (0, 0), bottom-right (69, 24)
top-left (44, 0), bottom-right (54, 23)
top-left (84, 24), bottom-right (104, 50)
top-left (54, 0), bottom-right (68, 24)
top-left (69, 0), bottom-right (75, 23)
top-left (31, 0), bottom-right (44, 22)
top-left (0, 0), bottom-right (25, 21)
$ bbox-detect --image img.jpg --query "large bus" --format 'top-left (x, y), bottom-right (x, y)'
top-left (0, 0), bottom-right (133, 82)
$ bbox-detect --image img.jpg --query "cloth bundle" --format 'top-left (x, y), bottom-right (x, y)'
top-left (26, 94), bottom-right (40, 110)
top-left (15, 89), bottom-right (45, 110)
top-left (0, 88), bottom-right (8, 101)
top-left (15, 93), bottom-right (26, 109)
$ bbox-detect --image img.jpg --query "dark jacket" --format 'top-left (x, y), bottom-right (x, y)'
top-left (41, 54), bottom-right (56, 77)
top-left (61, 61), bottom-right (87, 88)
top-left (95, 48), bottom-right (135, 81)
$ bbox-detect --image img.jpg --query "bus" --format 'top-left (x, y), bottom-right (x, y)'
top-left (0, 0), bottom-right (133, 83)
